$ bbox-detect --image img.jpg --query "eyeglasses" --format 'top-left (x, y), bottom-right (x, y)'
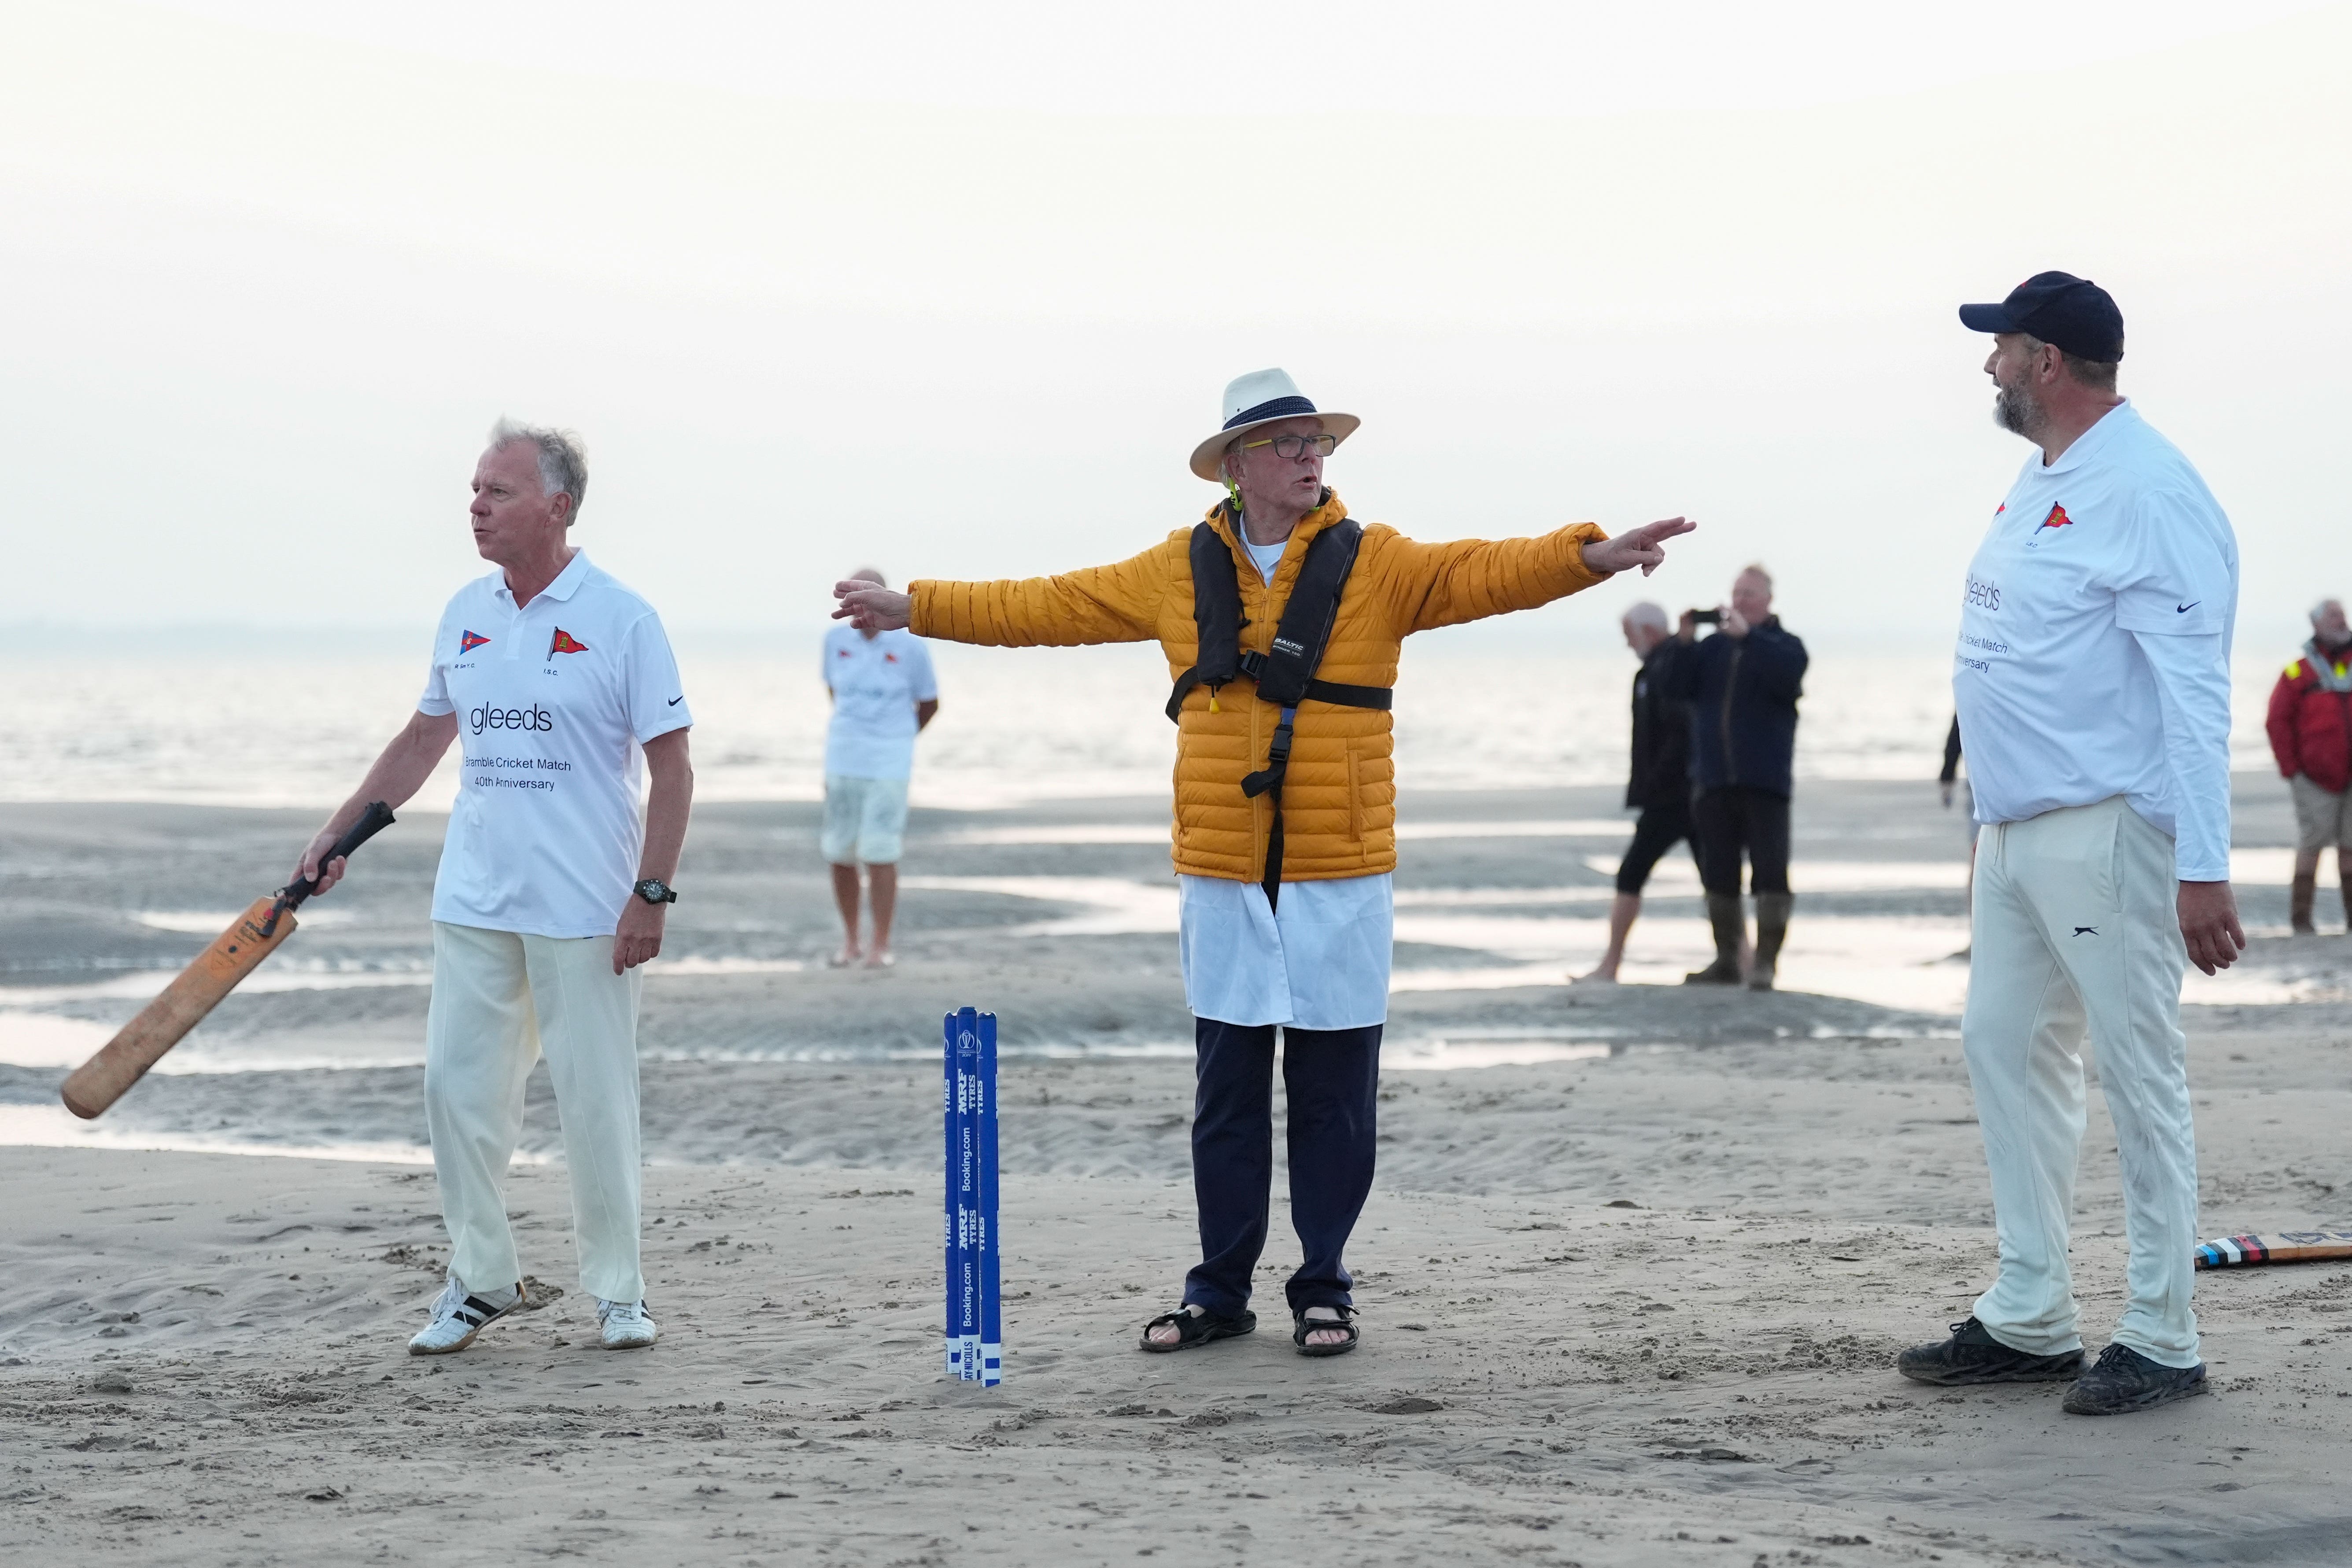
top-left (1241, 432), bottom-right (1337, 459)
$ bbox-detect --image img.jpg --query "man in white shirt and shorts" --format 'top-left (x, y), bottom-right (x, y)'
top-left (820, 568), bottom-right (939, 968)
top-left (299, 419), bottom-right (695, 1356)
top-left (1898, 273), bottom-right (2241, 1416)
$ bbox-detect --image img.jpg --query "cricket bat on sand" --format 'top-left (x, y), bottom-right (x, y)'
top-left (60, 801), bottom-right (398, 1120)
top-left (2194, 1230), bottom-right (2352, 1269)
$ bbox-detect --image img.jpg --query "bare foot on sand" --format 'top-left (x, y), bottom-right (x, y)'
top-left (863, 948), bottom-right (895, 970)
top-left (827, 944), bottom-right (861, 968)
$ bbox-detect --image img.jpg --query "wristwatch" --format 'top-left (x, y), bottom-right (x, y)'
top-left (633, 878), bottom-right (678, 906)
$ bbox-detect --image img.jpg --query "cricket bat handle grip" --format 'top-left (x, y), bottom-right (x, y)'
top-left (284, 801), bottom-right (396, 911)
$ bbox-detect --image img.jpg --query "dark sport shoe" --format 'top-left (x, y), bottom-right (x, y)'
top-left (1896, 1316), bottom-right (2085, 1386)
top-left (2062, 1343), bottom-right (2208, 1416)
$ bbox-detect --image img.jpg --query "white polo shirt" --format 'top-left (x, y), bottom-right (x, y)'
top-left (821, 625), bottom-right (938, 781)
top-left (1953, 401), bottom-right (2238, 880)
top-left (417, 551), bottom-right (693, 938)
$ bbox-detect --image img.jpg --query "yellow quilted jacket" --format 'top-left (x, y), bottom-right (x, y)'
top-left (909, 491), bottom-right (1611, 882)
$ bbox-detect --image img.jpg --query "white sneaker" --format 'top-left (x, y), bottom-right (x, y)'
top-left (408, 1277), bottom-right (522, 1356)
top-left (597, 1297), bottom-right (659, 1350)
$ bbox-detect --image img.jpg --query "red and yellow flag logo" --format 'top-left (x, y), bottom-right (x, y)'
top-left (548, 629), bottom-right (589, 657)
top-left (2036, 503), bottom-right (2073, 532)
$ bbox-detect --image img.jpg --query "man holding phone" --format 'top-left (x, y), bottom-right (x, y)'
top-left (1672, 567), bottom-right (1807, 989)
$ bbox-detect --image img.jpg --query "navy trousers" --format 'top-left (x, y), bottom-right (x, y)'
top-left (1692, 784), bottom-right (1791, 896)
top-left (1182, 1017), bottom-right (1382, 1318)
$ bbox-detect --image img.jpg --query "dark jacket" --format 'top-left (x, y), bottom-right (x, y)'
top-left (1667, 617), bottom-right (1807, 797)
top-left (1626, 640), bottom-right (1692, 811)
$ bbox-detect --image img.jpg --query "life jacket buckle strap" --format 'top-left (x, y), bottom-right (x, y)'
top-left (1240, 706), bottom-right (1297, 799)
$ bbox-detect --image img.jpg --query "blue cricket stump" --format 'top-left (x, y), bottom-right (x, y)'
top-left (944, 1007), bottom-right (1002, 1385)
top-left (976, 1011), bottom-right (1002, 1384)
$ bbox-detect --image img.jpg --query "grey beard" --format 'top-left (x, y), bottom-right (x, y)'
top-left (1993, 379), bottom-right (2045, 442)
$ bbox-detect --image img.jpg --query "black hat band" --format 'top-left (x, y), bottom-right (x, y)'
top-left (1224, 395), bottom-right (1317, 430)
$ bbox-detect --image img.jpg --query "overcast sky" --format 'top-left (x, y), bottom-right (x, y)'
top-left (4, 1), bottom-right (2345, 653)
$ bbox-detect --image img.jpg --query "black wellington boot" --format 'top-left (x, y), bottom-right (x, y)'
top-left (1748, 893), bottom-right (1792, 991)
top-left (1684, 893), bottom-right (1746, 985)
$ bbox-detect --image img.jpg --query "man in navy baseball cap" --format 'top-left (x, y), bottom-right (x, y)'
top-left (1903, 265), bottom-right (2244, 1419)
top-left (1959, 271), bottom-right (2125, 364)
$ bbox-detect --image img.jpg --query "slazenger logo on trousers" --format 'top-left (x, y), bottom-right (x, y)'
top-left (469, 703), bottom-right (554, 736)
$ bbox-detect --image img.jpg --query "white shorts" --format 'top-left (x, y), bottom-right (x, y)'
top-left (822, 774), bottom-right (910, 865)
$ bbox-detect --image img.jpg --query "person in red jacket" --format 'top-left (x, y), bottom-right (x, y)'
top-left (2265, 598), bottom-right (2352, 933)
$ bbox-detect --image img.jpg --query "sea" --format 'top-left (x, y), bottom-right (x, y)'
top-left (0, 635), bottom-right (2311, 1159)
top-left (0, 638), bottom-right (2288, 811)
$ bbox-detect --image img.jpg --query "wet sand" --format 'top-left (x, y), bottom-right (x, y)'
top-left (4, 779), bottom-right (2351, 1564)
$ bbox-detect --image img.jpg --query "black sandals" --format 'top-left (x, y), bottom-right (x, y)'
top-left (1137, 1306), bottom-right (1257, 1353)
top-left (1292, 1305), bottom-right (1360, 1357)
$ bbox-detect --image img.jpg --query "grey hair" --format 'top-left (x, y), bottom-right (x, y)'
top-left (1738, 563), bottom-right (1774, 591)
top-left (1622, 601), bottom-right (1669, 635)
top-left (2021, 335), bottom-right (2120, 394)
top-left (1219, 435), bottom-right (1247, 481)
top-left (487, 417), bottom-right (589, 520)
top-left (2313, 598), bottom-right (2344, 623)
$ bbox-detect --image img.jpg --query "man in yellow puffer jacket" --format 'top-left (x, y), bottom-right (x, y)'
top-left (835, 368), bottom-right (1692, 1359)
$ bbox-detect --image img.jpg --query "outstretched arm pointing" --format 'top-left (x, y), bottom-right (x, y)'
top-left (834, 581), bottom-right (913, 631)
top-left (1581, 517), bottom-right (1696, 578)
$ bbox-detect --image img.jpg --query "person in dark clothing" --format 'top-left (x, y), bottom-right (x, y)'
top-left (1670, 564), bottom-right (1809, 989)
top-left (1579, 602), bottom-right (1718, 982)
top-left (1941, 714), bottom-right (1979, 954)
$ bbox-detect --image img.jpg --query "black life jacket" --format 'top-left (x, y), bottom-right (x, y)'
top-left (1164, 510), bottom-right (1391, 908)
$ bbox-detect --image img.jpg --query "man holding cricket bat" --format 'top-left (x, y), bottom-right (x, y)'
top-left (300, 419), bottom-right (694, 1355)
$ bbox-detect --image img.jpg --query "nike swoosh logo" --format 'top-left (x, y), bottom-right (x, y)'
top-left (2177, 602), bottom-right (2199, 613)
top-left (667, 695), bottom-right (684, 705)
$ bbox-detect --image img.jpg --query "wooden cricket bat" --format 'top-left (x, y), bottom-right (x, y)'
top-left (60, 802), bottom-right (397, 1120)
top-left (2194, 1230), bottom-right (2352, 1269)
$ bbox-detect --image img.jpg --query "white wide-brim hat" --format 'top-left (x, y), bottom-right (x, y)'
top-left (1187, 367), bottom-right (1360, 482)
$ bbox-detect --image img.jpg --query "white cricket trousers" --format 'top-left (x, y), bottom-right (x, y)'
top-left (426, 921), bottom-right (645, 1304)
top-left (1963, 795), bottom-right (2200, 1369)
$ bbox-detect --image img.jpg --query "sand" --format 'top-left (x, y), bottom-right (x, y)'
top-left (4, 780), bottom-right (2351, 1564)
